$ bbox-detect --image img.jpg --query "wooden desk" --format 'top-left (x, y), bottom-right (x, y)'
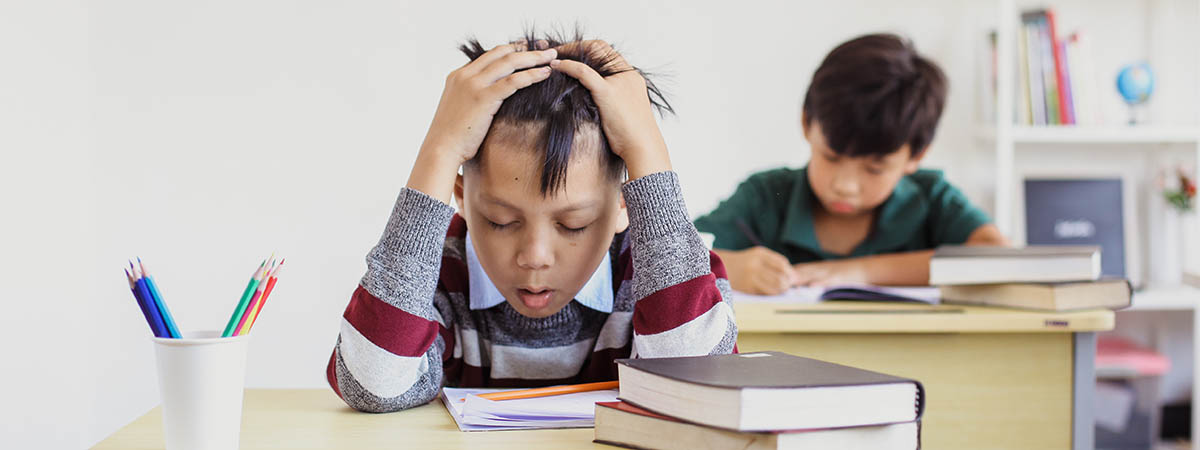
top-left (734, 301), bottom-right (1115, 450)
top-left (95, 389), bottom-right (605, 449)
top-left (98, 302), bottom-right (1114, 450)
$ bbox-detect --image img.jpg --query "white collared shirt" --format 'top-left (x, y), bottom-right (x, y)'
top-left (464, 232), bottom-right (613, 313)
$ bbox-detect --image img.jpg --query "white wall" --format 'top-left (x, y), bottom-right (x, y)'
top-left (1, 1), bottom-right (1195, 448)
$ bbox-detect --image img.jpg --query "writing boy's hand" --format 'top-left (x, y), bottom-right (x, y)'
top-left (407, 42), bottom-right (556, 201)
top-left (550, 41), bottom-right (671, 180)
top-left (716, 247), bottom-right (796, 295)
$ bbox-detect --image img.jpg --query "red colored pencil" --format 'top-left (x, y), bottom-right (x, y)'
top-left (241, 260), bottom-right (283, 334)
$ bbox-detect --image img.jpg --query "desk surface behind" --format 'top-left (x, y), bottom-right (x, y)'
top-left (95, 389), bottom-right (603, 449)
top-left (734, 300), bottom-right (1115, 333)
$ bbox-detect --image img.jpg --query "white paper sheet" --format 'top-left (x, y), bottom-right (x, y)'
top-left (440, 386), bottom-right (619, 432)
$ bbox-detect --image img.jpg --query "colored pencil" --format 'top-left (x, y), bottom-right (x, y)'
top-left (132, 261), bottom-right (170, 338)
top-left (473, 381), bottom-right (620, 402)
top-left (222, 260), bottom-right (266, 337)
top-left (126, 268), bottom-right (162, 337)
top-left (237, 259), bottom-right (283, 336)
top-left (232, 259), bottom-right (273, 336)
top-left (139, 258), bottom-right (181, 338)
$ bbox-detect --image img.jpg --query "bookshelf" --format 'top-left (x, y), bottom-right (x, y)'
top-left (987, 0), bottom-right (1200, 240)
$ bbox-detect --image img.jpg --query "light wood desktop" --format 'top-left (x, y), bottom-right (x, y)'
top-left (98, 301), bottom-right (1113, 450)
top-left (734, 300), bottom-right (1114, 450)
top-left (95, 389), bottom-right (605, 449)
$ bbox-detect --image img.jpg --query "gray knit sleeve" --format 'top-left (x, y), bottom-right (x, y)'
top-left (329, 187), bottom-right (456, 413)
top-left (621, 171), bottom-right (737, 358)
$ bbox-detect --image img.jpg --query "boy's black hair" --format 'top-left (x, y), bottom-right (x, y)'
top-left (802, 33), bottom-right (947, 158)
top-left (460, 29), bottom-right (673, 195)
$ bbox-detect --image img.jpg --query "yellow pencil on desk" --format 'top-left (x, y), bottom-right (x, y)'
top-left (460, 381), bottom-right (619, 402)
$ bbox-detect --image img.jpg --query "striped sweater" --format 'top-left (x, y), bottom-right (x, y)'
top-left (326, 171), bottom-right (737, 413)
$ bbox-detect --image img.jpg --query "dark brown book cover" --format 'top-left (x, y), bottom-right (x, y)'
top-left (616, 352), bottom-right (925, 420)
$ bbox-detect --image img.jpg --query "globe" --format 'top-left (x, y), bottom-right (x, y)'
top-left (1116, 63), bottom-right (1154, 105)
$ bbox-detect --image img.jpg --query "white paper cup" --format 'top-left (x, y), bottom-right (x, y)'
top-left (152, 330), bottom-right (250, 450)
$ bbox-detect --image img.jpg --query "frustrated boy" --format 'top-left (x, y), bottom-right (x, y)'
top-left (326, 32), bottom-right (736, 413)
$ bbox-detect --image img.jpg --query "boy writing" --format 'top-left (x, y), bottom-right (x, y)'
top-left (326, 32), bottom-right (736, 413)
top-left (694, 34), bottom-right (1007, 295)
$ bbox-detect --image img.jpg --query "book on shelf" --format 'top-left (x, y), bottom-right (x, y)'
top-left (615, 352), bottom-right (924, 432)
top-left (999, 8), bottom-right (1097, 127)
top-left (594, 400), bottom-right (921, 450)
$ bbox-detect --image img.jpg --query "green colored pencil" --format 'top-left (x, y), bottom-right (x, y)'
top-left (222, 260), bottom-right (267, 337)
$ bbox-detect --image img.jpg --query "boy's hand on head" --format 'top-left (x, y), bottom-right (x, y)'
top-left (550, 41), bottom-right (671, 181)
top-left (791, 260), bottom-right (866, 288)
top-left (720, 246), bottom-right (796, 295)
top-left (408, 41), bottom-right (557, 202)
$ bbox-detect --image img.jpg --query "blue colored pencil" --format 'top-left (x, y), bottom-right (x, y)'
top-left (125, 268), bottom-right (161, 337)
top-left (131, 261), bottom-right (170, 338)
top-left (139, 258), bottom-right (181, 338)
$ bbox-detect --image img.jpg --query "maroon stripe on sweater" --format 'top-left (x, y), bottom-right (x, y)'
top-left (618, 248), bottom-right (634, 282)
top-left (342, 285), bottom-right (439, 357)
top-left (447, 214), bottom-right (468, 239)
top-left (708, 250), bottom-right (728, 279)
top-left (326, 351), bottom-right (342, 398)
top-left (437, 323), bottom-right (455, 362)
top-left (633, 274), bottom-right (723, 335)
top-left (439, 257), bottom-right (469, 294)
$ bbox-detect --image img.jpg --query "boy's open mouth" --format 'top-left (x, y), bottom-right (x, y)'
top-left (517, 287), bottom-right (555, 309)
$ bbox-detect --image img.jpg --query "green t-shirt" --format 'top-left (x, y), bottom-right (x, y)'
top-left (693, 166), bottom-right (991, 263)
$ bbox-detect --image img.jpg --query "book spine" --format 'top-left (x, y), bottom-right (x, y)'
top-left (1037, 15), bottom-right (1061, 125)
top-left (1022, 19), bottom-right (1047, 126)
top-left (1058, 39), bottom-right (1076, 126)
top-left (1016, 25), bottom-right (1032, 125)
top-left (1045, 9), bottom-right (1073, 125)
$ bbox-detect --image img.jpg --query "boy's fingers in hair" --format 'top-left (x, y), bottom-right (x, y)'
top-left (478, 48), bottom-right (557, 84)
top-left (579, 39), bottom-right (632, 70)
top-left (488, 66), bottom-right (553, 99)
top-left (549, 59), bottom-right (606, 93)
top-left (462, 42), bottom-right (525, 76)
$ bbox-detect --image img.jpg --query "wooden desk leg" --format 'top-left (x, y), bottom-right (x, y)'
top-left (1073, 332), bottom-right (1096, 450)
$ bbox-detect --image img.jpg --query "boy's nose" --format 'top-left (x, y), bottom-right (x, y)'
top-left (832, 169), bottom-right (860, 197)
top-left (516, 235), bottom-right (554, 270)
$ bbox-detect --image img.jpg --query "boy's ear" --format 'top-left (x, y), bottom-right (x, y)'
top-left (800, 111), bottom-right (812, 138)
top-left (614, 193), bottom-right (629, 234)
top-left (453, 174), bottom-right (466, 211)
top-left (903, 146), bottom-right (928, 174)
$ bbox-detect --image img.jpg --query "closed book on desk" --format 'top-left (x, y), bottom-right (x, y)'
top-left (930, 245), bottom-right (1100, 285)
top-left (616, 352), bottom-right (924, 432)
top-left (941, 278), bottom-right (1131, 311)
top-left (594, 401), bottom-right (920, 450)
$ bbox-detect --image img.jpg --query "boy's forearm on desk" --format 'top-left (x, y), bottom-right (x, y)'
top-left (853, 250), bottom-right (935, 286)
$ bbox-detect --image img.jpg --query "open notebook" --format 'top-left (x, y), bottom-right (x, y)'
top-left (440, 387), bottom-right (618, 431)
top-left (734, 285), bottom-right (941, 305)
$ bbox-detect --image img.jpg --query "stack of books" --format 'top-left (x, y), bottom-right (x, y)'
top-left (930, 245), bottom-right (1131, 311)
top-left (595, 352), bottom-right (924, 450)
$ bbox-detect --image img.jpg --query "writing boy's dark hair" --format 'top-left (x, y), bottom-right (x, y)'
top-left (460, 29), bottom-right (672, 195)
top-left (802, 34), bottom-right (947, 158)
